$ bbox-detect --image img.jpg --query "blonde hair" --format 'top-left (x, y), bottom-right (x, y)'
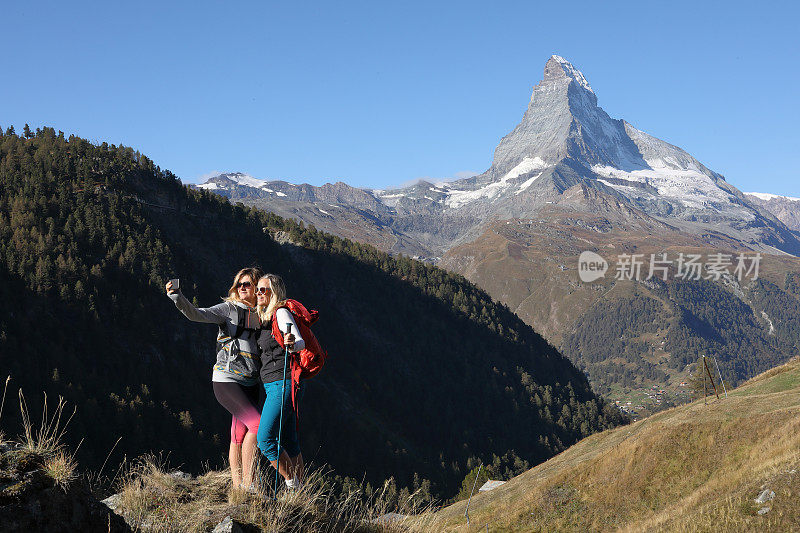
top-left (256, 273), bottom-right (287, 322)
top-left (224, 267), bottom-right (263, 307)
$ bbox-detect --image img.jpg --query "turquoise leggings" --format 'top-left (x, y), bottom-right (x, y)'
top-left (256, 379), bottom-right (304, 461)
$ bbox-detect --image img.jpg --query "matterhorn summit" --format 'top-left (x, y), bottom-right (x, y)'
top-left (440, 55), bottom-right (798, 253)
top-left (484, 56), bottom-right (731, 207)
top-left (487, 54), bottom-right (642, 177)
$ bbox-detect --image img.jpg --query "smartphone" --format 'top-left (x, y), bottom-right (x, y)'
top-left (169, 278), bottom-right (180, 290)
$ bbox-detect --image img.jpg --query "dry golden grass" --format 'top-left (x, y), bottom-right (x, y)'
top-left (434, 357), bottom-right (800, 532)
top-left (2, 378), bottom-right (439, 531)
top-left (0, 376), bottom-right (11, 444)
top-left (0, 375), bottom-right (9, 445)
top-left (43, 449), bottom-right (78, 489)
top-left (1, 384), bottom-right (80, 492)
top-left (113, 455), bottom-right (440, 532)
top-left (18, 389), bottom-right (77, 456)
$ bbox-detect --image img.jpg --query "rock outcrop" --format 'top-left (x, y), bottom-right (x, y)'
top-left (0, 443), bottom-right (130, 532)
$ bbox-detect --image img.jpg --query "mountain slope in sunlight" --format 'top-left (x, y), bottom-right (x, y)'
top-left (436, 357), bottom-right (800, 532)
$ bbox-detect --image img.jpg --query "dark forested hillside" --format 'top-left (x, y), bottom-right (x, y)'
top-left (562, 275), bottom-right (800, 398)
top-left (0, 126), bottom-right (625, 499)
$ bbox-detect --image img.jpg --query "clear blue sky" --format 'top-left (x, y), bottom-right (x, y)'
top-left (2, 1), bottom-right (798, 194)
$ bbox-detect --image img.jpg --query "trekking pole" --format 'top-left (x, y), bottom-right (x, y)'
top-left (275, 323), bottom-right (292, 498)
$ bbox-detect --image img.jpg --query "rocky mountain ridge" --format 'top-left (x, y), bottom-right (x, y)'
top-left (745, 192), bottom-right (800, 231)
top-left (196, 56), bottom-right (800, 259)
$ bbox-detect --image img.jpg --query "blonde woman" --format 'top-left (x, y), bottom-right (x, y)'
top-left (166, 267), bottom-right (263, 491)
top-left (255, 273), bottom-right (306, 489)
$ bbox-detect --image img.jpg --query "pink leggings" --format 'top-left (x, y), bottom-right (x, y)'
top-left (212, 382), bottom-right (262, 444)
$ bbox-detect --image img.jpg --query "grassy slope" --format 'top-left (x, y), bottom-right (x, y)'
top-left (434, 357), bottom-right (800, 532)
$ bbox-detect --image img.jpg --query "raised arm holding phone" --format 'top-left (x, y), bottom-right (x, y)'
top-left (165, 268), bottom-right (264, 491)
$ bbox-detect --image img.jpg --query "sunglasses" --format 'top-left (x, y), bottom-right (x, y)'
top-left (256, 286), bottom-right (270, 295)
top-left (236, 281), bottom-right (252, 289)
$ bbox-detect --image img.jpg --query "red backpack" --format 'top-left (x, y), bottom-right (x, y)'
top-left (270, 299), bottom-right (328, 420)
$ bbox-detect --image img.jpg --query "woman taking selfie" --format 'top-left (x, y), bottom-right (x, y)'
top-left (165, 267), bottom-right (263, 491)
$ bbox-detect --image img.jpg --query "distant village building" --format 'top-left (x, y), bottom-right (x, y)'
top-left (479, 480), bottom-right (506, 492)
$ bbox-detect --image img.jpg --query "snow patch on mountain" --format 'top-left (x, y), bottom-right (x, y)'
top-left (595, 178), bottom-right (641, 193)
top-left (374, 191), bottom-right (406, 207)
top-left (591, 164), bottom-right (745, 212)
top-left (373, 157), bottom-right (550, 209)
top-left (445, 157), bottom-right (548, 208)
top-left (746, 192), bottom-right (800, 202)
top-left (206, 172), bottom-right (267, 189)
top-left (230, 174), bottom-right (268, 188)
top-left (443, 186), bottom-right (496, 209)
top-left (516, 173), bottom-right (543, 194)
top-left (505, 157), bottom-right (547, 181)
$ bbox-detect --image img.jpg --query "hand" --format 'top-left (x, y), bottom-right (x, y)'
top-left (166, 281), bottom-right (178, 295)
top-left (284, 332), bottom-right (296, 351)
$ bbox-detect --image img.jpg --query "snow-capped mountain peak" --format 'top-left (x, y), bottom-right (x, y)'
top-left (197, 172), bottom-right (265, 189)
top-left (489, 54), bottom-right (624, 178)
top-left (549, 55), bottom-right (594, 94)
top-left (196, 172), bottom-right (287, 196)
